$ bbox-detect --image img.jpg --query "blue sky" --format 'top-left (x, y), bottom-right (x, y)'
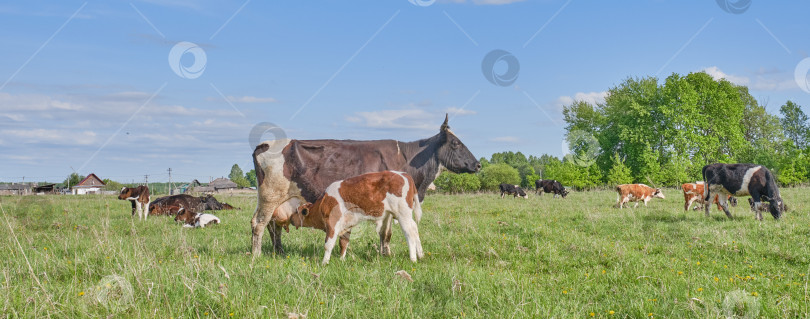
top-left (1, 0), bottom-right (809, 184)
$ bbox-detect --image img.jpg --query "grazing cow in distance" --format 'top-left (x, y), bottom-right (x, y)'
top-left (252, 115), bottom-right (480, 256)
top-left (149, 194), bottom-right (235, 215)
top-left (290, 171), bottom-right (423, 265)
top-left (535, 179), bottom-right (569, 198)
top-left (174, 207), bottom-right (221, 228)
top-left (499, 183), bottom-right (528, 199)
top-left (703, 163), bottom-right (785, 220)
top-left (118, 186), bottom-right (150, 220)
top-left (615, 184), bottom-right (665, 209)
top-left (682, 182), bottom-right (737, 211)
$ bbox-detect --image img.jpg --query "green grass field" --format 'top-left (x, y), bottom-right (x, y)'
top-left (1, 188), bottom-right (809, 318)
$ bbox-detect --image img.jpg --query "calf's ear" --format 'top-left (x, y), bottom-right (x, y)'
top-left (300, 207), bottom-right (309, 216)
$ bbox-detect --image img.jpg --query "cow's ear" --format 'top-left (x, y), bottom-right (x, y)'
top-left (440, 113), bottom-right (449, 132)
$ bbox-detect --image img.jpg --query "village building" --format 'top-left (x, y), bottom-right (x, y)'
top-left (72, 173), bottom-right (106, 195)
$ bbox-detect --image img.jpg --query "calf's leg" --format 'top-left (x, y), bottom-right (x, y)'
top-left (396, 216), bottom-right (423, 262)
top-left (339, 231), bottom-right (351, 260)
top-left (378, 214), bottom-right (394, 256)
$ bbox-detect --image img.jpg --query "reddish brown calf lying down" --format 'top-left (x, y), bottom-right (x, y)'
top-left (290, 171), bottom-right (424, 265)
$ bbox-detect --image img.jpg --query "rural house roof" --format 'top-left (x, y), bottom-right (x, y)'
top-left (73, 173), bottom-right (106, 188)
top-left (209, 178), bottom-right (237, 189)
top-left (0, 184), bottom-right (29, 190)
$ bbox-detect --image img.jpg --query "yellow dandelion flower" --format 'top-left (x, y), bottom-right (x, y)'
top-left (589, 312), bottom-right (595, 317)
top-left (204, 312), bottom-right (209, 316)
top-left (563, 290), bottom-right (568, 294)
top-left (677, 271), bottom-right (683, 275)
top-left (649, 313), bottom-right (653, 317)
top-left (78, 291), bottom-right (85, 296)
top-left (724, 265), bottom-right (728, 269)
top-left (609, 310), bottom-right (615, 315)
top-left (714, 277), bottom-right (719, 282)
top-left (696, 262), bottom-right (700, 266)
top-left (751, 292), bottom-right (758, 297)
top-left (229, 313), bottom-right (234, 317)
top-left (602, 270), bottom-right (606, 274)
top-left (697, 287), bottom-right (703, 292)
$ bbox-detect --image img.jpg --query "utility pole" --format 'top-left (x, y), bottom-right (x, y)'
top-left (144, 175), bottom-right (149, 190)
top-left (168, 168), bottom-right (173, 195)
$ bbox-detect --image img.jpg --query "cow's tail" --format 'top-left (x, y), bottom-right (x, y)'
top-left (702, 165), bottom-right (710, 202)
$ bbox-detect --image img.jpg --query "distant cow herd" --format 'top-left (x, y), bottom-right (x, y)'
top-left (112, 116), bottom-right (790, 265)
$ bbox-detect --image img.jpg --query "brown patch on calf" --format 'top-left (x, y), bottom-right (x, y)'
top-left (338, 171), bottom-right (404, 217)
top-left (252, 143), bottom-right (270, 186)
top-left (405, 174), bottom-right (416, 209)
top-left (293, 194), bottom-right (341, 239)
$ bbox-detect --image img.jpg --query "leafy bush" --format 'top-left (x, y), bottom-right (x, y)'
top-left (478, 163), bottom-right (520, 191)
top-left (433, 171), bottom-right (481, 193)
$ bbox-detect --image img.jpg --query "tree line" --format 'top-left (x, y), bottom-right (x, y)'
top-left (435, 71), bottom-right (810, 193)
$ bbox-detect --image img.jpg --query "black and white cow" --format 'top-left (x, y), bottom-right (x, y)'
top-left (499, 183), bottom-right (528, 199)
top-left (702, 163), bottom-right (785, 220)
top-left (535, 179), bottom-right (569, 198)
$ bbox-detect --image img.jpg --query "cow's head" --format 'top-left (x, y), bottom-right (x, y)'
top-left (117, 187), bottom-right (132, 200)
top-left (728, 197), bottom-right (738, 207)
top-left (517, 187), bottom-right (528, 199)
top-left (435, 115), bottom-right (481, 173)
top-left (561, 188), bottom-right (570, 198)
top-left (764, 195), bottom-right (786, 219)
top-left (653, 188), bottom-right (665, 199)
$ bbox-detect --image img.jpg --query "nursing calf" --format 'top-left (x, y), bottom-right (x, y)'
top-left (682, 182), bottom-right (737, 211)
top-left (290, 171), bottom-right (424, 265)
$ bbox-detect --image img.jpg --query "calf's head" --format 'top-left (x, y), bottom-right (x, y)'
top-left (290, 195), bottom-right (338, 232)
top-left (117, 187), bottom-right (133, 200)
top-left (173, 208), bottom-right (192, 223)
top-left (561, 188), bottom-right (570, 198)
top-left (652, 188), bottom-right (665, 199)
top-left (434, 115), bottom-right (481, 174)
top-left (517, 187), bottom-right (528, 199)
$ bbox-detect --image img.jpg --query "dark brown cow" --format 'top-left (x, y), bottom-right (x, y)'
top-left (251, 115), bottom-right (480, 256)
top-left (118, 186), bottom-right (150, 220)
top-left (149, 194), bottom-right (235, 215)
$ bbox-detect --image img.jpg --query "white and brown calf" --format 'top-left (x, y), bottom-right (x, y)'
top-left (615, 184), bottom-right (665, 209)
top-left (118, 186), bottom-right (151, 220)
top-left (174, 207), bottom-right (221, 228)
top-left (290, 171), bottom-right (424, 265)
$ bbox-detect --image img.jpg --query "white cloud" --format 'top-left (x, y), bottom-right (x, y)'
top-left (702, 66), bottom-right (797, 91)
top-left (550, 91), bottom-right (607, 111)
top-left (1, 129), bottom-right (97, 145)
top-left (702, 66), bottom-right (750, 85)
top-left (445, 107), bottom-right (477, 116)
top-left (490, 136), bottom-right (519, 142)
top-left (349, 109), bottom-right (435, 131)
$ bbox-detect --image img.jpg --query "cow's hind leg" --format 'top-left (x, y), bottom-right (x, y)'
top-left (378, 214), bottom-right (394, 256)
top-left (717, 195), bottom-right (732, 219)
top-left (704, 189), bottom-right (711, 217)
top-left (322, 234), bottom-right (339, 265)
top-left (396, 216), bottom-right (422, 262)
top-left (268, 222), bottom-right (285, 254)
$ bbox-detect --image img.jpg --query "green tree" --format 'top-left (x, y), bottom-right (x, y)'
top-left (102, 178), bottom-right (124, 191)
top-left (433, 171), bottom-right (481, 193)
top-left (63, 173), bottom-right (85, 188)
top-left (606, 153), bottom-right (633, 186)
top-left (779, 100), bottom-right (809, 149)
top-left (478, 163), bottom-right (520, 191)
top-left (246, 169), bottom-right (257, 188)
top-left (229, 164), bottom-right (250, 188)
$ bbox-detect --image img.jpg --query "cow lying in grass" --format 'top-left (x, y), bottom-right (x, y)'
top-left (174, 207), bottom-right (220, 228)
top-left (149, 194), bottom-right (235, 215)
top-left (290, 171), bottom-right (424, 265)
top-left (615, 184), bottom-right (664, 209)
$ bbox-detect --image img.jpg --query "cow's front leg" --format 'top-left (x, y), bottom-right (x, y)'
top-left (130, 200), bottom-right (136, 216)
top-left (269, 221), bottom-right (285, 254)
top-left (135, 201), bottom-right (143, 220)
top-left (338, 231), bottom-right (351, 260)
top-left (704, 189), bottom-right (712, 217)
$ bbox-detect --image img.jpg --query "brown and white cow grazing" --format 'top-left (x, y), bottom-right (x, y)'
top-left (251, 115), bottom-right (479, 256)
top-left (615, 184), bottom-right (664, 209)
top-left (118, 186), bottom-right (150, 220)
top-left (290, 171), bottom-right (423, 264)
top-left (682, 182), bottom-right (737, 211)
top-left (703, 163), bottom-right (785, 220)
